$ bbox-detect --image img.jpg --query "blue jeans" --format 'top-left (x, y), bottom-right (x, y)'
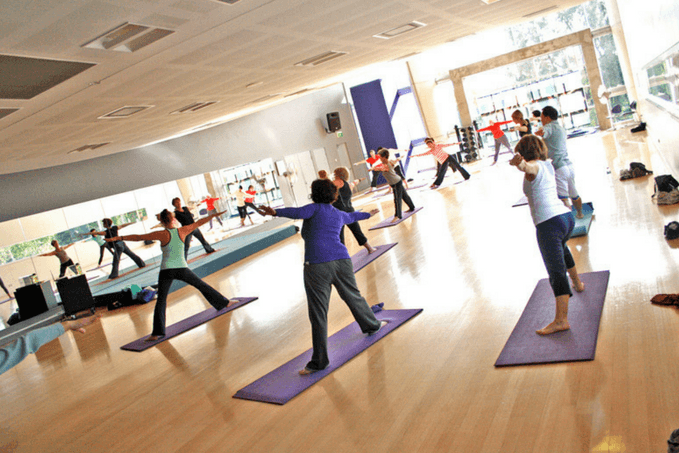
top-left (535, 212), bottom-right (575, 297)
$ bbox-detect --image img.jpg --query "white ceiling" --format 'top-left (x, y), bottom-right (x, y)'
top-left (0, 0), bottom-right (586, 174)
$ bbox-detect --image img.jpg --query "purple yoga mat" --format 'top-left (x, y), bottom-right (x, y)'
top-left (495, 271), bottom-right (610, 367)
top-left (233, 303), bottom-right (422, 405)
top-left (351, 243), bottom-right (397, 272)
top-left (512, 196), bottom-right (528, 207)
top-left (369, 207), bottom-right (423, 230)
top-left (121, 296), bottom-right (258, 352)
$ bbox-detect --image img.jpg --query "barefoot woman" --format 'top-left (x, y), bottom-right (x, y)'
top-left (106, 209), bottom-right (230, 341)
top-left (510, 135), bottom-right (584, 335)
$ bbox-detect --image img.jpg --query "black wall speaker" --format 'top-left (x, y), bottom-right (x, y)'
top-left (327, 112), bottom-right (341, 132)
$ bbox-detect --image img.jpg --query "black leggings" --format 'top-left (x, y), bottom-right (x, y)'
top-left (59, 259), bottom-right (74, 278)
top-left (340, 221), bottom-right (368, 247)
top-left (98, 243), bottom-right (114, 265)
top-left (152, 267), bottom-right (230, 336)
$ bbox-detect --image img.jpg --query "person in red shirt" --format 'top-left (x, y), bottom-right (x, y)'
top-left (477, 119), bottom-right (514, 165)
top-left (412, 137), bottom-right (470, 189)
top-left (244, 185), bottom-right (262, 215)
top-left (200, 196), bottom-right (223, 230)
top-left (353, 149), bottom-right (382, 192)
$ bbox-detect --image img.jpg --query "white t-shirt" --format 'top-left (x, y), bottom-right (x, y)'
top-left (235, 191), bottom-right (245, 207)
top-left (523, 160), bottom-right (570, 226)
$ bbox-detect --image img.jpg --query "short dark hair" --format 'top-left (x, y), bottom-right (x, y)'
top-left (171, 197), bottom-right (181, 205)
top-left (377, 148), bottom-right (389, 159)
top-left (424, 137), bottom-right (434, 144)
top-left (310, 179), bottom-right (338, 204)
top-left (542, 106), bottom-right (559, 120)
top-left (102, 218), bottom-right (112, 227)
top-left (511, 110), bottom-right (524, 120)
top-left (532, 110), bottom-right (541, 118)
top-left (51, 240), bottom-right (58, 247)
top-left (515, 135), bottom-right (548, 161)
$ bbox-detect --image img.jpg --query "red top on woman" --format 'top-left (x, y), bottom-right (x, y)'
top-left (245, 189), bottom-right (256, 203)
top-left (477, 120), bottom-right (513, 139)
top-left (201, 197), bottom-right (220, 210)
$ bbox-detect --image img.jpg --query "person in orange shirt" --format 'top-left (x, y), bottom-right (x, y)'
top-left (200, 196), bottom-right (223, 230)
top-left (477, 119), bottom-right (514, 165)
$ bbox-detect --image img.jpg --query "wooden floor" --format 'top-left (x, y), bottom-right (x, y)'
top-left (1, 128), bottom-right (678, 453)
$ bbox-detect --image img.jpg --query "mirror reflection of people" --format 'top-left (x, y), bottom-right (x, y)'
top-left (1, 315), bottom-right (99, 376)
top-left (172, 197), bottom-right (215, 258)
top-left (89, 229), bottom-right (114, 268)
top-left (200, 195), bottom-right (223, 230)
top-left (105, 209), bottom-right (230, 341)
top-left (39, 240), bottom-right (76, 278)
top-left (234, 186), bottom-right (254, 227)
top-left (477, 119), bottom-right (514, 165)
top-left (353, 150), bottom-right (381, 193)
top-left (258, 179), bottom-right (386, 375)
top-left (85, 219), bottom-right (146, 279)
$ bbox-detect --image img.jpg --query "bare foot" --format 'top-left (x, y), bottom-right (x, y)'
top-left (572, 279), bottom-right (585, 292)
top-left (391, 217), bottom-right (401, 223)
top-left (575, 212), bottom-right (584, 219)
top-left (368, 320), bottom-right (388, 335)
top-left (365, 245), bottom-right (377, 254)
top-left (299, 366), bottom-right (326, 375)
top-left (491, 161), bottom-right (497, 166)
top-left (536, 321), bottom-right (570, 335)
top-left (144, 334), bottom-right (165, 342)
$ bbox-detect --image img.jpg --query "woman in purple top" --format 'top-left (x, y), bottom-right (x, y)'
top-left (259, 179), bottom-right (386, 375)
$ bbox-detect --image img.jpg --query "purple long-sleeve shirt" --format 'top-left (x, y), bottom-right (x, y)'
top-left (276, 203), bottom-right (371, 264)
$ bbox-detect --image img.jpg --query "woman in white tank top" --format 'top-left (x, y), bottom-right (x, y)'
top-left (510, 135), bottom-right (585, 335)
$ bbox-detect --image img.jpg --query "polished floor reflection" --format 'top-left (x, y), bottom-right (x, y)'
top-left (1, 128), bottom-right (678, 452)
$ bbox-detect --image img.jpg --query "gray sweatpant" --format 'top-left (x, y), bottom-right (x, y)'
top-left (303, 259), bottom-right (380, 371)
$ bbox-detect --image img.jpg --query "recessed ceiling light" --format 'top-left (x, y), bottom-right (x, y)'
top-left (83, 22), bottom-right (174, 53)
top-left (99, 106), bottom-right (153, 119)
top-left (374, 21), bottom-right (426, 39)
top-left (294, 51), bottom-right (347, 67)
top-left (481, 0), bottom-right (503, 4)
top-left (171, 101), bottom-right (218, 114)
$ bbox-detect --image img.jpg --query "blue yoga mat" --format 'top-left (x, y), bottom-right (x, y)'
top-left (571, 202), bottom-right (594, 237)
top-left (369, 207), bottom-right (422, 230)
top-left (121, 296), bottom-right (258, 351)
top-left (351, 243), bottom-right (397, 273)
top-left (233, 303), bottom-right (422, 405)
top-left (495, 271), bottom-right (609, 367)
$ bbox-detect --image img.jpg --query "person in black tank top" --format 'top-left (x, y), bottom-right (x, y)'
top-left (511, 110), bottom-right (532, 137)
top-left (332, 167), bottom-right (377, 254)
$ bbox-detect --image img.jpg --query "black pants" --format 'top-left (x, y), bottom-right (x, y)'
top-left (98, 243), bottom-right (114, 265)
top-left (109, 241), bottom-right (145, 279)
top-left (244, 201), bottom-right (262, 215)
top-left (152, 267), bottom-right (229, 336)
top-left (59, 259), bottom-right (75, 278)
top-left (184, 228), bottom-right (215, 259)
top-left (370, 171), bottom-right (381, 188)
top-left (433, 155), bottom-right (470, 186)
top-left (391, 181), bottom-right (415, 219)
top-left (340, 221), bottom-right (368, 247)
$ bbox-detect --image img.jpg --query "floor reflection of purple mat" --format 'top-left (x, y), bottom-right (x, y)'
top-left (351, 243), bottom-right (397, 272)
top-left (233, 303), bottom-right (422, 405)
top-left (369, 207), bottom-right (423, 230)
top-left (121, 296), bottom-right (258, 352)
top-left (495, 271), bottom-right (610, 367)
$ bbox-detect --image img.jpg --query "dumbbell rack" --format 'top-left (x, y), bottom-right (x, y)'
top-left (454, 123), bottom-right (482, 163)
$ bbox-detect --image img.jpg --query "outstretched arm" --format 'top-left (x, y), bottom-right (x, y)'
top-left (116, 222), bottom-right (136, 230)
top-left (509, 154), bottom-right (539, 181)
top-left (106, 230), bottom-right (167, 243)
top-left (38, 250), bottom-right (57, 257)
top-left (178, 210), bottom-right (227, 236)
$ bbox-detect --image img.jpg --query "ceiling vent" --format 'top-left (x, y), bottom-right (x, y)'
top-left (0, 108), bottom-right (19, 120)
top-left (210, 0), bottom-right (241, 4)
top-left (373, 21), bottom-right (426, 39)
top-left (99, 105), bottom-right (153, 119)
top-left (523, 5), bottom-right (559, 18)
top-left (171, 101), bottom-right (219, 114)
top-left (83, 23), bottom-right (174, 53)
top-left (294, 51), bottom-right (347, 67)
top-left (67, 142), bottom-right (110, 154)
